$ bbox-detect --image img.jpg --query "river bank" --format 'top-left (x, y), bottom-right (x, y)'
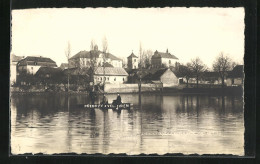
top-left (10, 85), bottom-right (243, 96)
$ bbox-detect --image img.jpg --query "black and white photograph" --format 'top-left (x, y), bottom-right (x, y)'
top-left (10, 7), bottom-right (246, 155)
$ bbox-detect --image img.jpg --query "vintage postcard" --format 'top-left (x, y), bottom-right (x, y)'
top-left (10, 7), bottom-right (245, 155)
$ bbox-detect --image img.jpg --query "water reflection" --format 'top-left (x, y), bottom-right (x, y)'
top-left (11, 93), bottom-right (244, 155)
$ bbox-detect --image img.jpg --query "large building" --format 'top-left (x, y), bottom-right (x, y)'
top-left (94, 67), bottom-right (128, 84)
top-left (17, 56), bottom-right (57, 75)
top-left (10, 54), bottom-right (24, 85)
top-left (127, 52), bottom-right (139, 70)
top-left (151, 49), bottom-right (179, 68)
top-left (69, 46), bottom-right (122, 69)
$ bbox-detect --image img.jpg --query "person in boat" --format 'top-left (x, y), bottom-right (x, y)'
top-left (116, 93), bottom-right (122, 105)
top-left (112, 93), bottom-right (122, 108)
top-left (89, 87), bottom-right (95, 104)
top-left (101, 94), bottom-right (108, 105)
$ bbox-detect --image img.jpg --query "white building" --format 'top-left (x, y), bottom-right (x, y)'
top-left (17, 56), bottom-right (57, 75)
top-left (69, 46), bottom-right (122, 69)
top-left (127, 52), bottom-right (139, 70)
top-left (94, 67), bottom-right (128, 84)
top-left (10, 54), bottom-right (23, 85)
top-left (151, 49), bottom-right (179, 68)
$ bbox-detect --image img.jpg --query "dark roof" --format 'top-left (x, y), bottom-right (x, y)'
top-left (228, 65), bottom-right (244, 78)
top-left (95, 67), bottom-right (128, 76)
top-left (63, 67), bottom-right (90, 76)
top-left (70, 50), bottom-right (121, 61)
top-left (151, 50), bottom-right (178, 60)
top-left (11, 54), bottom-right (23, 62)
top-left (35, 67), bottom-right (62, 76)
top-left (143, 68), bottom-right (168, 81)
top-left (18, 56), bottom-right (57, 67)
top-left (103, 62), bottom-right (114, 67)
top-left (127, 52), bottom-right (138, 58)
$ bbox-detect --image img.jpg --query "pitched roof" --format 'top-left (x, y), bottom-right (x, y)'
top-left (127, 52), bottom-right (138, 58)
top-left (143, 68), bottom-right (169, 81)
top-left (70, 50), bottom-right (121, 61)
top-left (103, 62), bottom-right (114, 67)
top-left (151, 50), bottom-right (178, 59)
top-left (18, 56), bottom-right (57, 67)
top-left (35, 67), bottom-right (63, 76)
top-left (228, 65), bottom-right (244, 78)
top-left (95, 67), bottom-right (128, 76)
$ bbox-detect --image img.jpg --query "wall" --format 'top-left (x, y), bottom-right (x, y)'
top-left (160, 69), bottom-right (179, 87)
top-left (128, 57), bottom-right (138, 69)
top-left (94, 75), bottom-right (127, 84)
top-left (151, 58), bottom-right (162, 68)
top-left (161, 58), bottom-right (178, 67)
top-left (104, 83), bottom-right (163, 93)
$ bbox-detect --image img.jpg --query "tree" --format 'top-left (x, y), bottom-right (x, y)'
top-left (143, 49), bottom-right (153, 68)
top-left (65, 41), bottom-right (71, 92)
top-left (90, 39), bottom-right (96, 50)
top-left (179, 63), bottom-right (193, 88)
top-left (89, 39), bottom-right (98, 83)
top-left (213, 52), bottom-right (232, 88)
top-left (190, 57), bottom-right (206, 88)
top-left (102, 36), bottom-right (108, 100)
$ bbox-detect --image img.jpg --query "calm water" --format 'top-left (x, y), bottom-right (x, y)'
top-left (10, 93), bottom-right (244, 155)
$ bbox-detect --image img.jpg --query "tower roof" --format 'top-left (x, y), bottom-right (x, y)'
top-left (127, 52), bottom-right (138, 58)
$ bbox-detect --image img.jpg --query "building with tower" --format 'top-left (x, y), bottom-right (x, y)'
top-left (127, 52), bottom-right (139, 70)
top-left (151, 49), bottom-right (179, 68)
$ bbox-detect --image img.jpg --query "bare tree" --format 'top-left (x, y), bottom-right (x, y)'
top-left (89, 39), bottom-right (98, 84)
top-left (143, 49), bottom-right (153, 68)
top-left (179, 63), bottom-right (193, 88)
top-left (65, 41), bottom-right (71, 92)
top-left (102, 36), bottom-right (108, 99)
top-left (213, 52), bottom-right (232, 88)
top-left (231, 61), bottom-right (238, 69)
top-left (90, 39), bottom-right (96, 50)
top-left (138, 42), bottom-right (143, 94)
top-left (190, 57), bottom-right (206, 88)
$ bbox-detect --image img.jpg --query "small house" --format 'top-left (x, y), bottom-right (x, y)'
top-left (226, 65), bottom-right (244, 86)
top-left (94, 67), bottom-right (128, 84)
top-left (143, 68), bottom-right (179, 87)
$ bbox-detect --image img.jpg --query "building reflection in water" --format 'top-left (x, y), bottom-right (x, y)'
top-left (10, 93), bottom-right (244, 155)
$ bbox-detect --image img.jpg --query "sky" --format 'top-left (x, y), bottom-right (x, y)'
top-left (11, 7), bottom-right (244, 68)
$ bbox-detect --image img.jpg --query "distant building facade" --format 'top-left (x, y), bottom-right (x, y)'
top-left (10, 54), bottom-right (24, 85)
top-left (127, 52), bottom-right (138, 70)
top-left (69, 46), bottom-right (122, 69)
top-left (17, 56), bottom-right (57, 75)
top-left (151, 49), bottom-right (179, 68)
top-left (143, 68), bottom-right (179, 87)
top-left (94, 67), bottom-right (128, 84)
top-left (226, 65), bottom-right (244, 86)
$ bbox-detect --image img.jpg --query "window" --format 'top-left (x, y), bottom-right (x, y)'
top-left (104, 77), bottom-right (106, 81)
top-left (134, 59), bottom-right (136, 62)
top-left (169, 60), bottom-right (171, 64)
top-left (114, 78), bottom-right (116, 81)
top-left (100, 77), bottom-right (102, 81)
top-left (123, 78), bottom-right (125, 81)
top-left (107, 77), bottom-right (109, 81)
